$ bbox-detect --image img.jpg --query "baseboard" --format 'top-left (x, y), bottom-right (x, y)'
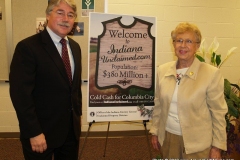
top-left (0, 130), bottom-right (150, 138)
top-left (81, 130), bottom-right (149, 137)
top-left (0, 132), bottom-right (20, 138)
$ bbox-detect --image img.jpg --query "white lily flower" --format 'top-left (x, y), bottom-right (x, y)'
top-left (199, 39), bottom-right (207, 58)
top-left (218, 47), bottom-right (238, 68)
top-left (208, 37), bottom-right (219, 55)
top-left (226, 47), bottom-right (237, 58)
top-left (196, 37), bottom-right (238, 68)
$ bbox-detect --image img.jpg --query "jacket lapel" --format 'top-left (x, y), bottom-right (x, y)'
top-left (165, 61), bottom-right (177, 78)
top-left (185, 58), bottom-right (201, 80)
top-left (68, 38), bottom-right (80, 86)
top-left (40, 30), bottom-right (70, 85)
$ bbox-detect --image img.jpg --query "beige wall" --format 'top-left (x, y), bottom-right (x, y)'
top-left (0, 0), bottom-right (240, 133)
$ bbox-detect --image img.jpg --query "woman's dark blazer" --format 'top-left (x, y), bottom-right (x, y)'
top-left (9, 29), bottom-right (82, 148)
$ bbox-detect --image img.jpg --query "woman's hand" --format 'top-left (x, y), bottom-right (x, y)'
top-left (151, 135), bottom-right (161, 151)
top-left (209, 146), bottom-right (222, 159)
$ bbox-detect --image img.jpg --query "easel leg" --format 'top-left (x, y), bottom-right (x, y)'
top-left (143, 120), bottom-right (152, 159)
top-left (103, 121), bottom-right (110, 157)
top-left (78, 121), bottom-right (95, 160)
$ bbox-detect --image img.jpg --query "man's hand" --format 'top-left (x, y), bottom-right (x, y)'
top-left (151, 135), bottom-right (161, 151)
top-left (209, 146), bottom-right (222, 159)
top-left (30, 133), bottom-right (47, 153)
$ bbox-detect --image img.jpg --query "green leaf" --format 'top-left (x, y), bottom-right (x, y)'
top-left (226, 98), bottom-right (239, 118)
top-left (224, 79), bottom-right (240, 120)
top-left (224, 79), bottom-right (240, 107)
top-left (224, 79), bottom-right (232, 98)
top-left (216, 54), bottom-right (221, 67)
top-left (211, 52), bottom-right (216, 65)
top-left (195, 54), bottom-right (205, 62)
top-left (156, 155), bottom-right (162, 159)
top-left (229, 91), bottom-right (240, 108)
top-left (225, 114), bottom-right (231, 132)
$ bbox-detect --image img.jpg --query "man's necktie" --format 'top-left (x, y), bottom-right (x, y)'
top-left (60, 38), bottom-right (72, 85)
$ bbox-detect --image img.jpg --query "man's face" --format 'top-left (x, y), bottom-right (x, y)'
top-left (46, 1), bottom-right (75, 38)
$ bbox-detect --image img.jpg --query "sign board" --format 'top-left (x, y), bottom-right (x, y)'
top-left (88, 13), bottom-right (156, 122)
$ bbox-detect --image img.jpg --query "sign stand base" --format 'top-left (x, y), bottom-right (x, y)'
top-left (143, 120), bottom-right (152, 158)
top-left (78, 120), bottom-right (152, 159)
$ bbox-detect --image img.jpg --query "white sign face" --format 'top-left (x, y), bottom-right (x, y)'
top-left (96, 17), bottom-right (153, 89)
top-left (88, 13), bottom-right (156, 122)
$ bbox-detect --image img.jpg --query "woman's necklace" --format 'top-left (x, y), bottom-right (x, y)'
top-left (176, 68), bottom-right (188, 85)
top-left (176, 73), bottom-right (183, 85)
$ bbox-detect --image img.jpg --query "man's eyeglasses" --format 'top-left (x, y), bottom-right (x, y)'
top-left (173, 39), bottom-right (200, 46)
top-left (52, 10), bottom-right (76, 19)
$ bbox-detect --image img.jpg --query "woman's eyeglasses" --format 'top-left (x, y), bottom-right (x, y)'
top-left (173, 39), bottom-right (200, 46)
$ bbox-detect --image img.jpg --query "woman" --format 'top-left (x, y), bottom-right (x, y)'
top-left (149, 22), bottom-right (227, 159)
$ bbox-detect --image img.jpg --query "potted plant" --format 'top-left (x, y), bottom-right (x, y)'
top-left (196, 37), bottom-right (240, 157)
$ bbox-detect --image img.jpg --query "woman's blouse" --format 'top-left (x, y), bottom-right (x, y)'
top-left (165, 67), bottom-right (188, 135)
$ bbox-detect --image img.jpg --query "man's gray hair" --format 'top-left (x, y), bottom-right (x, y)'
top-left (46, 0), bottom-right (77, 17)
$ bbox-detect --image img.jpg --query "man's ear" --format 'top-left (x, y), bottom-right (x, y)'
top-left (46, 14), bottom-right (50, 21)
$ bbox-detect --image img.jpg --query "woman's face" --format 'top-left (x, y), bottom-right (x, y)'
top-left (173, 31), bottom-right (200, 62)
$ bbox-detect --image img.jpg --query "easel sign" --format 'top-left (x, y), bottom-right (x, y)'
top-left (87, 13), bottom-right (156, 122)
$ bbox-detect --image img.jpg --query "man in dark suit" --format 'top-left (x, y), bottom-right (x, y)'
top-left (9, 0), bottom-right (82, 159)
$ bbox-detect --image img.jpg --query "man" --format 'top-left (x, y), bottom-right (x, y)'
top-left (9, 0), bottom-right (82, 159)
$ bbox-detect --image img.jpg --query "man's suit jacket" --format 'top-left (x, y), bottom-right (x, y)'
top-left (149, 58), bottom-right (227, 154)
top-left (9, 29), bottom-right (82, 148)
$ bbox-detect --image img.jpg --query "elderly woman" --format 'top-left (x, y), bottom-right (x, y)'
top-left (149, 22), bottom-right (228, 159)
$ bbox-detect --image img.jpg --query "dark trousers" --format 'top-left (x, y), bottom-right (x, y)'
top-left (21, 118), bottom-right (79, 160)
